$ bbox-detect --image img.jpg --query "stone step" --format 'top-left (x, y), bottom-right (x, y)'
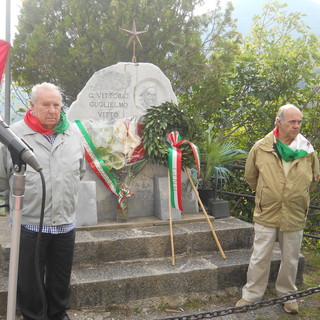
top-left (0, 216), bottom-right (253, 277)
top-left (1, 247), bottom-right (301, 313)
top-left (69, 248), bottom-right (271, 308)
top-left (69, 248), bottom-right (257, 308)
top-left (0, 214), bottom-right (305, 315)
top-left (73, 216), bottom-right (254, 267)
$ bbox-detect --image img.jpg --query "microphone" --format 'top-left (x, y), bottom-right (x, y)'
top-left (0, 115), bottom-right (42, 172)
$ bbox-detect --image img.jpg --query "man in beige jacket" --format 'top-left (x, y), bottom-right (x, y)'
top-left (236, 104), bottom-right (319, 314)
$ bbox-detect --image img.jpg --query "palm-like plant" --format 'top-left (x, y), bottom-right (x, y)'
top-left (199, 132), bottom-right (247, 195)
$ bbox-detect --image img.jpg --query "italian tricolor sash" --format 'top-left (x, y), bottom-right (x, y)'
top-left (167, 131), bottom-right (200, 211)
top-left (75, 120), bottom-right (133, 209)
top-left (273, 128), bottom-right (314, 162)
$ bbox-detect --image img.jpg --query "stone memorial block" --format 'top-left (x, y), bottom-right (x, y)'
top-left (67, 62), bottom-right (199, 222)
top-left (154, 174), bottom-right (199, 221)
top-left (181, 173), bottom-right (199, 213)
top-left (154, 176), bottom-right (181, 221)
top-left (75, 180), bottom-right (98, 227)
top-left (67, 62), bottom-right (177, 121)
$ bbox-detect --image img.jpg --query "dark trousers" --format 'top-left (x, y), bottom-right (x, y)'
top-left (17, 226), bottom-right (75, 320)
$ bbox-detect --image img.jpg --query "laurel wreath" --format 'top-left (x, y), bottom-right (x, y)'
top-left (141, 102), bottom-right (199, 167)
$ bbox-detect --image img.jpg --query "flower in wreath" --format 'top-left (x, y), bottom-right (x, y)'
top-left (112, 118), bottom-right (142, 162)
top-left (75, 118), bottom-right (148, 213)
top-left (85, 119), bottom-right (115, 161)
top-left (130, 123), bottom-right (145, 163)
top-left (76, 118), bottom-right (143, 171)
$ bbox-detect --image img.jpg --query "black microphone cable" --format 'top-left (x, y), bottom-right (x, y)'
top-left (34, 170), bottom-right (48, 320)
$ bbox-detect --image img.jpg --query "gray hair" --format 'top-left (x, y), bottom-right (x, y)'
top-left (274, 104), bottom-right (301, 125)
top-left (31, 82), bottom-right (62, 104)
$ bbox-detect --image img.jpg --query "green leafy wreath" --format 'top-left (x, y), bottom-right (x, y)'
top-left (141, 102), bottom-right (199, 167)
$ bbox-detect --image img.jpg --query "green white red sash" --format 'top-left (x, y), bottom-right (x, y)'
top-left (273, 128), bottom-right (314, 162)
top-left (167, 131), bottom-right (200, 211)
top-left (75, 120), bottom-right (133, 209)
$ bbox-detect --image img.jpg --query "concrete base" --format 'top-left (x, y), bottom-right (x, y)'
top-left (154, 176), bottom-right (181, 220)
top-left (76, 181), bottom-right (98, 227)
top-left (208, 199), bottom-right (230, 219)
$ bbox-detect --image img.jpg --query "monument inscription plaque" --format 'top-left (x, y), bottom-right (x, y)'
top-left (68, 63), bottom-right (176, 121)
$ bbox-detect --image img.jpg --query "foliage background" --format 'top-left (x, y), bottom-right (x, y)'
top-left (6, 0), bottom-right (320, 238)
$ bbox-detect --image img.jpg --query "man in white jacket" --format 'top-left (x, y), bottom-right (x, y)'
top-left (0, 83), bottom-right (86, 320)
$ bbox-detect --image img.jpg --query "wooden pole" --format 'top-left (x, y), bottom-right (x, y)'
top-left (168, 170), bottom-right (175, 265)
top-left (185, 168), bottom-right (226, 259)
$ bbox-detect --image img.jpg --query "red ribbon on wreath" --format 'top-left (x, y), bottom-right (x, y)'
top-left (167, 131), bottom-right (200, 211)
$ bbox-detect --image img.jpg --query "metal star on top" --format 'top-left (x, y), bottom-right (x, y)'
top-left (120, 19), bottom-right (147, 63)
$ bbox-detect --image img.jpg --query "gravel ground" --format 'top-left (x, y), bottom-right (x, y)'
top-left (64, 287), bottom-right (320, 320)
top-left (3, 285), bottom-right (319, 319)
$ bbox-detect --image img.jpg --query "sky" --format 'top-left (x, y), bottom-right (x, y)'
top-left (195, 0), bottom-right (320, 36)
top-left (1, 0), bottom-right (320, 41)
top-left (0, 0), bottom-right (22, 41)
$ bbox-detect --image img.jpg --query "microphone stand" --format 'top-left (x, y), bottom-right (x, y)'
top-left (6, 155), bottom-right (26, 320)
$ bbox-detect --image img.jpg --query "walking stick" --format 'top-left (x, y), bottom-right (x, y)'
top-left (168, 170), bottom-right (175, 265)
top-left (185, 168), bottom-right (226, 259)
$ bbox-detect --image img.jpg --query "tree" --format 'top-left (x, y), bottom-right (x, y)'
top-left (11, 0), bottom-right (209, 106)
top-left (179, 1), bottom-right (241, 123)
top-left (182, 1), bottom-right (320, 153)
top-left (215, 1), bottom-right (320, 221)
top-left (220, 1), bottom-right (320, 150)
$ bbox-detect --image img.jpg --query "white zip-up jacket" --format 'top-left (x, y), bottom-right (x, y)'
top-left (0, 120), bottom-right (86, 226)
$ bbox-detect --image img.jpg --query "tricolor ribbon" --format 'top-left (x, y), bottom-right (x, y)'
top-left (75, 120), bottom-right (133, 210)
top-left (273, 127), bottom-right (314, 162)
top-left (118, 188), bottom-right (133, 208)
top-left (167, 131), bottom-right (200, 211)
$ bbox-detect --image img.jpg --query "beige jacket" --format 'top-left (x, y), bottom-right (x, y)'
top-left (245, 131), bottom-right (319, 231)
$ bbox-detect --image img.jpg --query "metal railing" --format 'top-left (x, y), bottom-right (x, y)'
top-left (218, 164), bottom-right (320, 240)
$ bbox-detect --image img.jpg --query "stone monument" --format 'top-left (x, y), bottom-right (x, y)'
top-left (67, 62), bottom-right (176, 121)
top-left (67, 22), bottom-right (198, 224)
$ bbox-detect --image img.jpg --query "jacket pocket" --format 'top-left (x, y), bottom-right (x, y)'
top-left (256, 184), bottom-right (264, 213)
